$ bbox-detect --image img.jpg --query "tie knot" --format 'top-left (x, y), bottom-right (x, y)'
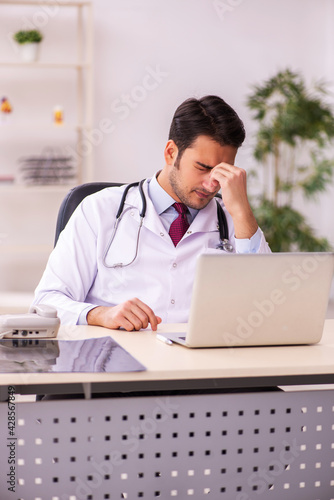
top-left (173, 202), bottom-right (188, 216)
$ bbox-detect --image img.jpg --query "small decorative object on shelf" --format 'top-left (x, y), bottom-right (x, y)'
top-left (0, 174), bottom-right (15, 184)
top-left (53, 105), bottom-right (64, 125)
top-left (0, 97), bottom-right (13, 123)
top-left (18, 148), bottom-right (76, 186)
top-left (13, 29), bottom-right (43, 63)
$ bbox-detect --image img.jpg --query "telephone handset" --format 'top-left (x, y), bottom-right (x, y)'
top-left (0, 304), bottom-right (60, 339)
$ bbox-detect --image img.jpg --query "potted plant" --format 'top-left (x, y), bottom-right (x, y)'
top-left (246, 68), bottom-right (334, 251)
top-left (13, 30), bottom-right (43, 62)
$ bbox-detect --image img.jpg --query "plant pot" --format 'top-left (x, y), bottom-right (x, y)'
top-left (19, 42), bottom-right (40, 62)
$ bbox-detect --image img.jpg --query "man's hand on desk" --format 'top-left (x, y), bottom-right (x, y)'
top-left (86, 298), bottom-right (162, 332)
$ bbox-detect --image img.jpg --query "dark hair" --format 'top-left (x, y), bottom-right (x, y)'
top-left (168, 95), bottom-right (245, 162)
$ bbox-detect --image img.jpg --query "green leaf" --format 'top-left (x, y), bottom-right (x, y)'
top-left (299, 156), bottom-right (334, 198)
top-left (14, 30), bottom-right (43, 44)
top-left (251, 198), bottom-right (332, 252)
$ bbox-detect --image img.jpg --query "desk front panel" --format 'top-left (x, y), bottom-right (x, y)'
top-left (1, 389), bottom-right (334, 499)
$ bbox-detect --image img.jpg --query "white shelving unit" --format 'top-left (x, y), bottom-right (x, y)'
top-left (0, 0), bottom-right (94, 185)
top-left (0, 0), bottom-right (94, 308)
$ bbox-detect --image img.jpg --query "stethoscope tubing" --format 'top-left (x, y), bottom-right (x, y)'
top-left (116, 179), bottom-right (146, 219)
top-left (103, 179), bottom-right (232, 268)
top-left (102, 180), bottom-right (146, 268)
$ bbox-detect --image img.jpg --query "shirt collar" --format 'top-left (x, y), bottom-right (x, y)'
top-left (148, 171), bottom-right (198, 219)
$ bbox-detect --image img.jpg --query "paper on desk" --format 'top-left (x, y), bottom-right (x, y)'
top-left (0, 337), bottom-right (146, 373)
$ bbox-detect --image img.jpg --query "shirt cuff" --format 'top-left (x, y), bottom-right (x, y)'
top-left (234, 227), bottom-right (262, 254)
top-left (77, 305), bottom-right (96, 325)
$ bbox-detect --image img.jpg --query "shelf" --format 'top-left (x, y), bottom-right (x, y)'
top-left (0, 1), bottom-right (91, 6)
top-left (0, 184), bottom-right (74, 193)
top-left (0, 0), bottom-right (94, 182)
top-left (0, 61), bottom-right (90, 68)
top-left (0, 0), bottom-right (93, 292)
top-left (0, 123), bottom-right (89, 131)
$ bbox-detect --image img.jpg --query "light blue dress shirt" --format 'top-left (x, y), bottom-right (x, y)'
top-left (147, 173), bottom-right (198, 229)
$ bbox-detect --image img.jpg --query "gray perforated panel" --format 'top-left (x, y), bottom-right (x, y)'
top-left (1, 390), bottom-right (334, 500)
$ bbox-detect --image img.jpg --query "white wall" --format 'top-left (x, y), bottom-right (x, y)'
top-left (92, 0), bottom-right (334, 240)
top-left (0, 0), bottom-right (334, 294)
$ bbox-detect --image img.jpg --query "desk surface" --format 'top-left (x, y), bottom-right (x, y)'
top-left (2, 320), bottom-right (334, 394)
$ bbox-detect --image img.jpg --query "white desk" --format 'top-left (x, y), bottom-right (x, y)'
top-left (0, 321), bottom-right (334, 499)
top-left (2, 320), bottom-right (334, 397)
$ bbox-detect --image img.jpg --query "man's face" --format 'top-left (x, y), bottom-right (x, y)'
top-left (167, 135), bottom-right (237, 210)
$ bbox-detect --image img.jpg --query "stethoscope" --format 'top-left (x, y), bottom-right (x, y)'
top-left (102, 180), bottom-right (233, 268)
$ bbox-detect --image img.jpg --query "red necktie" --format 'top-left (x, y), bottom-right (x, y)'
top-left (169, 202), bottom-right (190, 246)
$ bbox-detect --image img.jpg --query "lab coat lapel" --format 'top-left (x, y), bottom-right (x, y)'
top-left (123, 179), bottom-right (167, 235)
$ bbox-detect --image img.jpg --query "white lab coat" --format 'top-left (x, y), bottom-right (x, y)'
top-left (33, 178), bottom-right (271, 324)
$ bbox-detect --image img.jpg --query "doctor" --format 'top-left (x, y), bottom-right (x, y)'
top-left (33, 95), bottom-right (271, 331)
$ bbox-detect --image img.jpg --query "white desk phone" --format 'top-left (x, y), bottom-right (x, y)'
top-left (0, 304), bottom-right (60, 339)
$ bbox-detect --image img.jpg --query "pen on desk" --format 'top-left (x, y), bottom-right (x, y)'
top-left (156, 333), bottom-right (173, 345)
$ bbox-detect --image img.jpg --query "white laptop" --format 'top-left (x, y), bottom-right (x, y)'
top-left (159, 252), bottom-right (334, 348)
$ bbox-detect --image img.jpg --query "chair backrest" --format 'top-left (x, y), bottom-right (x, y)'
top-left (54, 182), bottom-right (123, 246)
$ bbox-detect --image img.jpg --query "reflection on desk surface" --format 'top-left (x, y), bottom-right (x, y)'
top-left (0, 337), bottom-right (146, 373)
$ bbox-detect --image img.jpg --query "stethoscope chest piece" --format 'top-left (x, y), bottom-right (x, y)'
top-left (216, 238), bottom-right (234, 253)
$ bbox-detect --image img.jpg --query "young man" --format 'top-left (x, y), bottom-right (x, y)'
top-left (33, 95), bottom-right (270, 330)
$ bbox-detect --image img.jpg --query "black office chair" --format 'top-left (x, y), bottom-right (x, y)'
top-left (54, 182), bottom-right (123, 246)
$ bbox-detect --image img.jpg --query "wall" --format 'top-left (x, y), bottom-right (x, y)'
top-left (92, 0), bottom-right (334, 243)
top-left (0, 0), bottom-right (333, 296)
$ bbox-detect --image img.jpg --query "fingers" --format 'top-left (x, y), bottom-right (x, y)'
top-left (208, 163), bottom-right (258, 239)
top-left (210, 163), bottom-right (248, 202)
top-left (122, 298), bottom-right (161, 331)
top-left (210, 162), bottom-right (246, 185)
top-left (92, 299), bottom-right (161, 332)
top-left (132, 299), bottom-right (161, 331)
